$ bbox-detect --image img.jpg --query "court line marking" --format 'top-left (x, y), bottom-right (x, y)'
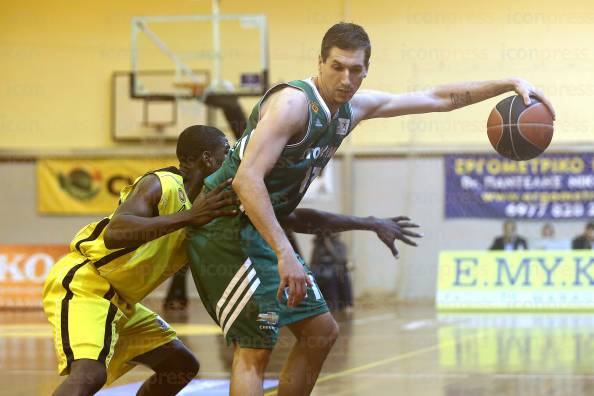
top-left (401, 320), bottom-right (434, 331)
top-left (348, 313), bottom-right (398, 326)
top-left (263, 330), bottom-right (486, 396)
top-left (0, 323), bottom-right (221, 338)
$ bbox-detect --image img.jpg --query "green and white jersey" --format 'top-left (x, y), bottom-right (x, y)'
top-left (188, 78), bottom-right (344, 347)
top-left (203, 78), bottom-right (354, 216)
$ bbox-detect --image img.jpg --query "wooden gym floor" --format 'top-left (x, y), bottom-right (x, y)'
top-left (1, 299), bottom-right (593, 395)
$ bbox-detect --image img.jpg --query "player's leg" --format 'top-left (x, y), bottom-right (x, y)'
top-left (223, 258), bottom-right (336, 396)
top-left (201, 259), bottom-right (277, 396)
top-left (273, 262), bottom-right (336, 396)
top-left (52, 359), bottom-right (107, 396)
top-left (112, 304), bottom-right (193, 395)
top-left (188, 221), bottom-right (274, 394)
top-left (278, 312), bottom-right (339, 396)
top-left (42, 254), bottom-right (124, 395)
top-left (132, 339), bottom-right (199, 396)
top-left (230, 346), bottom-right (272, 396)
top-left (188, 239), bottom-right (278, 395)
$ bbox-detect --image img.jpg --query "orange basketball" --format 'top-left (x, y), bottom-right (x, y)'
top-left (487, 95), bottom-right (554, 161)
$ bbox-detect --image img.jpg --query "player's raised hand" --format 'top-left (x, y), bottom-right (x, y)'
top-left (373, 216), bottom-right (422, 258)
top-left (510, 77), bottom-right (556, 120)
top-left (277, 250), bottom-right (313, 308)
top-left (188, 179), bottom-right (238, 227)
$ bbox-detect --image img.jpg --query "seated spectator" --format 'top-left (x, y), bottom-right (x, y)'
top-left (490, 220), bottom-right (528, 251)
top-left (572, 221), bottom-right (594, 250)
top-left (542, 222), bottom-right (554, 239)
top-left (531, 222), bottom-right (570, 250)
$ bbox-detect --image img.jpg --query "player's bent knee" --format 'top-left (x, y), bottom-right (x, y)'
top-left (328, 318), bottom-right (340, 342)
top-left (178, 349), bottom-right (200, 378)
top-left (315, 316), bottom-right (339, 349)
top-left (62, 359), bottom-right (107, 395)
top-left (317, 314), bottom-right (339, 337)
top-left (163, 343), bottom-right (200, 377)
top-left (148, 348), bottom-right (199, 388)
top-left (318, 318), bottom-right (339, 349)
top-left (139, 340), bottom-right (200, 388)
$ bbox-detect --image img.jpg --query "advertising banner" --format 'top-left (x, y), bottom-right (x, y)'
top-left (445, 153), bottom-right (594, 219)
top-left (37, 158), bottom-right (176, 214)
top-left (0, 245), bottom-right (69, 308)
top-left (437, 250), bottom-right (594, 310)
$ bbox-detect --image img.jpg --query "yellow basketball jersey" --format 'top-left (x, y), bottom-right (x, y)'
top-left (68, 168), bottom-right (191, 304)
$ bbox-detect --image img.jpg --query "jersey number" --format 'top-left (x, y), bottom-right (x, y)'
top-left (299, 166), bottom-right (322, 195)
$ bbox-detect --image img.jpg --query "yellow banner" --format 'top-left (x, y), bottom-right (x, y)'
top-left (437, 250), bottom-right (594, 311)
top-left (37, 157), bottom-right (176, 214)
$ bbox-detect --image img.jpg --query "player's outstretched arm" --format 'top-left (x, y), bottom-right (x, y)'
top-left (281, 209), bottom-right (422, 258)
top-left (351, 77), bottom-right (555, 123)
top-left (104, 177), bottom-right (236, 249)
top-left (232, 87), bottom-right (313, 308)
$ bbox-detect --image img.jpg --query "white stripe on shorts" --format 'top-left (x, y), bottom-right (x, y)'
top-left (309, 274), bottom-right (322, 300)
top-left (218, 268), bottom-right (257, 328)
top-left (223, 278), bottom-right (261, 336)
top-left (216, 258), bottom-right (252, 323)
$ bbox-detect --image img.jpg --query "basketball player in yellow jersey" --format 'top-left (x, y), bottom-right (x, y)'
top-left (43, 125), bottom-right (236, 395)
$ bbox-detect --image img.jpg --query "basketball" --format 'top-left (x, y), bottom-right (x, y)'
top-left (487, 95), bottom-right (554, 161)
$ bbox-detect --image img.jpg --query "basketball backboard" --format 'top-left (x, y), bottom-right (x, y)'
top-left (114, 2), bottom-right (269, 142)
top-left (130, 5), bottom-right (269, 99)
top-left (111, 70), bottom-right (210, 142)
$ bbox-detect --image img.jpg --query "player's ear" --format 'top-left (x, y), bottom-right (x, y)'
top-left (203, 151), bottom-right (220, 173)
top-left (201, 151), bottom-right (213, 169)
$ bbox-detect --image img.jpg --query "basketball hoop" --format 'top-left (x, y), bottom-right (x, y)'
top-left (138, 121), bottom-right (172, 145)
top-left (150, 122), bottom-right (169, 134)
top-left (173, 82), bottom-right (208, 99)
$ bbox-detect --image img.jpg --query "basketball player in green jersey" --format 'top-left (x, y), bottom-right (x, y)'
top-left (187, 23), bottom-right (555, 395)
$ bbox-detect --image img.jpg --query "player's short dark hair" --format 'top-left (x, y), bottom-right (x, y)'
top-left (321, 22), bottom-right (371, 67)
top-left (586, 221), bottom-right (594, 231)
top-left (176, 125), bottom-right (225, 159)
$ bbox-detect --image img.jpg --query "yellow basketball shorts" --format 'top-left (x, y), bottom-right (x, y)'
top-left (42, 252), bottom-right (177, 385)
